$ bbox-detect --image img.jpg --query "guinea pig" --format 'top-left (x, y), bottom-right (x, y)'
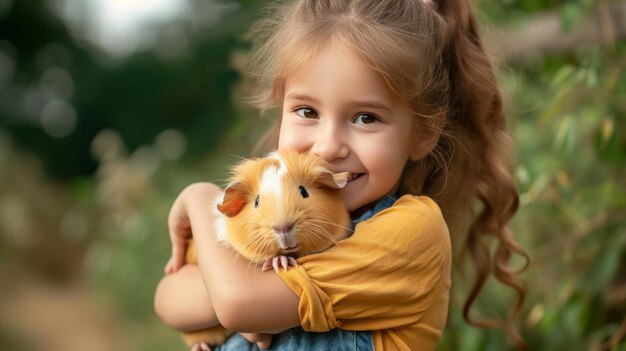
top-left (181, 150), bottom-right (351, 348)
top-left (215, 150), bottom-right (351, 270)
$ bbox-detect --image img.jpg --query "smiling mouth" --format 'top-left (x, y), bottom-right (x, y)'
top-left (347, 173), bottom-right (364, 182)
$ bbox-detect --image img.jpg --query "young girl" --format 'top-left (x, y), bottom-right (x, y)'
top-left (154, 0), bottom-right (528, 350)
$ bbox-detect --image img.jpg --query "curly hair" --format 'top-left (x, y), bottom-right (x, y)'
top-left (245, 0), bottom-right (529, 347)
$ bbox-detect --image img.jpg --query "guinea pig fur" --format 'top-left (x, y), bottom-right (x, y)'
top-left (213, 150), bottom-right (351, 266)
top-left (180, 151), bottom-right (351, 348)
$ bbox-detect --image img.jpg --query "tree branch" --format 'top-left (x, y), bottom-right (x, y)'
top-left (485, 2), bottom-right (626, 62)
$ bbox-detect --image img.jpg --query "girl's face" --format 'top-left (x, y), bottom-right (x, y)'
top-left (278, 42), bottom-right (419, 212)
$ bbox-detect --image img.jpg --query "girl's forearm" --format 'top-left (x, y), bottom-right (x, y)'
top-left (185, 183), bottom-right (301, 333)
top-left (154, 264), bottom-right (220, 331)
top-left (195, 236), bottom-right (301, 332)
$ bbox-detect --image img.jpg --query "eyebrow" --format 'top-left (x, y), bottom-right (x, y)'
top-left (284, 93), bottom-right (392, 112)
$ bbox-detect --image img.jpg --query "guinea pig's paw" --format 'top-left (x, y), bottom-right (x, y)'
top-left (262, 256), bottom-right (298, 273)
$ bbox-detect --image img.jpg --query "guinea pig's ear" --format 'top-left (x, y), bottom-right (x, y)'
top-left (217, 182), bottom-right (248, 217)
top-left (317, 169), bottom-right (349, 189)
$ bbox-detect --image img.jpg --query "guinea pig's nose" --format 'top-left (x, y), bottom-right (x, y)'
top-left (272, 223), bottom-right (294, 234)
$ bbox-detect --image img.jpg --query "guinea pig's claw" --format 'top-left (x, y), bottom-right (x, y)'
top-left (262, 259), bottom-right (273, 272)
top-left (272, 257), bottom-right (282, 273)
top-left (281, 256), bottom-right (289, 271)
top-left (268, 255), bottom-right (298, 273)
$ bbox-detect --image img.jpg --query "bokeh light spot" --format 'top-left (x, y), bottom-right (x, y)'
top-left (41, 100), bottom-right (77, 138)
top-left (155, 129), bottom-right (186, 160)
top-left (41, 68), bottom-right (74, 99)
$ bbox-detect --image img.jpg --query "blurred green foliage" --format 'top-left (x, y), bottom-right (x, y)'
top-left (0, 0), bottom-right (260, 180)
top-left (439, 2), bottom-right (626, 350)
top-left (0, 0), bottom-right (624, 350)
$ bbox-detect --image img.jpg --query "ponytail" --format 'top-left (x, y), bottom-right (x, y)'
top-left (431, 0), bottom-right (530, 348)
top-left (247, 0), bottom-right (529, 346)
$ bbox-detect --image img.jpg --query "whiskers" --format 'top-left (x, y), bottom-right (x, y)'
top-left (231, 227), bottom-right (278, 264)
top-left (297, 214), bottom-right (350, 254)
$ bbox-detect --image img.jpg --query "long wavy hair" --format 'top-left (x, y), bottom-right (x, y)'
top-left (245, 0), bottom-right (529, 346)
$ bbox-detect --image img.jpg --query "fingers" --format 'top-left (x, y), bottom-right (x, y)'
top-left (255, 334), bottom-right (273, 349)
top-left (168, 195), bottom-right (192, 242)
top-left (166, 186), bottom-right (194, 273)
top-left (164, 183), bottom-right (220, 273)
top-left (167, 182), bottom-right (220, 242)
top-left (240, 333), bottom-right (273, 349)
top-left (169, 241), bottom-right (187, 272)
top-left (257, 339), bottom-right (272, 349)
top-left (190, 343), bottom-right (211, 351)
top-left (164, 257), bottom-right (175, 274)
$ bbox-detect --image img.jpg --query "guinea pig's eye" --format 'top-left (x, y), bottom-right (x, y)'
top-left (254, 194), bottom-right (260, 208)
top-left (298, 185), bottom-right (309, 198)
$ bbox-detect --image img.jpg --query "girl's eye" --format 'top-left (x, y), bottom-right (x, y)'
top-left (298, 185), bottom-right (309, 198)
top-left (254, 194), bottom-right (260, 208)
top-left (353, 113), bottom-right (379, 125)
top-left (295, 108), bottom-right (319, 119)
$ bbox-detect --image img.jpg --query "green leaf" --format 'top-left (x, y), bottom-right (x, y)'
top-left (562, 295), bottom-right (586, 335)
top-left (586, 69), bottom-right (598, 88)
top-left (551, 64), bottom-right (576, 88)
top-left (581, 246), bottom-right (622, 293)
top-left (560, 4), bottom-right (581, 32)
top-left (554, 115), bottom-right (577, 153)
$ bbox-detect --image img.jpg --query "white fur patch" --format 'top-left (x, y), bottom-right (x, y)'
top-left (260, 154), bottom-right (287, 197)
top-left (213, 191), bottom-right (229, 244)
top-left (267, 151), bottom-right (280, 160)
top-left (260, 166), bottom-right (283, 196)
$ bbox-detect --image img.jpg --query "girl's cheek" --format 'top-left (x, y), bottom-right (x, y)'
top-left (278, 119), bottom-right (308, 152)
top-left (277, 115), bottom-right (289, 150)
top-left (279, 134), bottom-right (309, 153)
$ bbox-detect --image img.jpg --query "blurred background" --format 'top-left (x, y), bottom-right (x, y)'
top-left (0, 0), bottom-right (623, 350)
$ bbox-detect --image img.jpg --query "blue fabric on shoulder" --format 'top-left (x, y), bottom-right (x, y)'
top-left (351, 193), bottom-right (400, 229)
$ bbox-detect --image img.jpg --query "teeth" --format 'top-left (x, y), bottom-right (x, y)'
top-left (348, 173), bottom-right (360, 181)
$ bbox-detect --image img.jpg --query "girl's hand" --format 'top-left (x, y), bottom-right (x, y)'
top-left (164, 185), bottom-right (193, 274)
top-left (162, 181), bottom-right (299, 333)
top-left (164, 183), bottom-right (219, 274)
top-left (190, 342), bottom-right (211, 351)
top-left (240, 333), bottom-right (273, 349)
top-left (188, 334), bottom-right (271, 351)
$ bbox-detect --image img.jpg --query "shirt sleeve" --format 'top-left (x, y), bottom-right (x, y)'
top-left (277, 195), bottom-right (451, 332)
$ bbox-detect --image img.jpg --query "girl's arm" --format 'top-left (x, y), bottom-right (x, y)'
top-left (158, 182), bottom-right (301, 333)
top-left (154, 264), bottom-right (279, 349)
top-left (154, 264), bottom-right (219, 331)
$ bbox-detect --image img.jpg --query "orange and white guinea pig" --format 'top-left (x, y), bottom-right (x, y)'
top-left (181, 150), bottom-right (351, 348)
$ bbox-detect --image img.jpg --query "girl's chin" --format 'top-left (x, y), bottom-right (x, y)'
top-left (341, 190), bottom-right (358, 212)
top-left (342, 175), bottom-right (367, 212)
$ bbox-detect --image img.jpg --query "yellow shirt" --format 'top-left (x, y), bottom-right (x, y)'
top-left (278, 195), bottom-right (451, 351)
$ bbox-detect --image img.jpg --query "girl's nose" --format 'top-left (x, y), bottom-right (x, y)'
top-left (310, 122), bottom-right (349, 162)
